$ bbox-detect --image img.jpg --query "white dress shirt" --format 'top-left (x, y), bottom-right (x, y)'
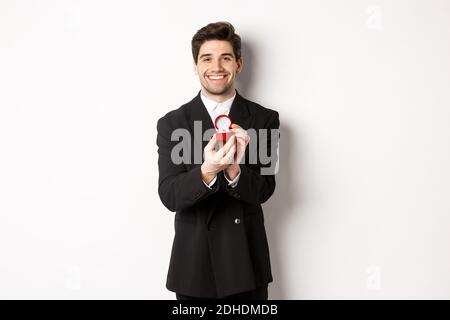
top-left (200, 89), bottom-right (241, 189)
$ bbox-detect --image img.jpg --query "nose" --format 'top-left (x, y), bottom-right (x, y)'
top-left (212, 58), bottom-right (224, 71)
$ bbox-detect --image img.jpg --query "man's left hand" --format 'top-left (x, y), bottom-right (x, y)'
top-left (224, 124), bottom-right (250, 180)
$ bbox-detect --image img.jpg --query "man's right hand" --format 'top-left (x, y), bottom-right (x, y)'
top-left (201, 134), bottom-right (236, 184)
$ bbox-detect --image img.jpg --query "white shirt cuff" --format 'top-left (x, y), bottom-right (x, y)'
top-left (224, 168), bottom-right (241, 188)
top-left (202, 175), bottom-right (217, 189)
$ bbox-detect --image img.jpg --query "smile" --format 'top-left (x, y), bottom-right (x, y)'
top-left (207, 74), bottom-right (228, 82)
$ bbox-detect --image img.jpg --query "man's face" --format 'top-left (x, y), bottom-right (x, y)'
top-left (194, 40), bottom-right (243, 97)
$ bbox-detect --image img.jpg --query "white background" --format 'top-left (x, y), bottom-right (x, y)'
top-left (1, 0), bottom-right (449, 299)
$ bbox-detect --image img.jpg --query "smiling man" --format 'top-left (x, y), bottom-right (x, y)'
top-left (156, 21), bottom-right (280, 300)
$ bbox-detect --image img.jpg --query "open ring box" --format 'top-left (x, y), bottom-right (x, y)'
top-left (214, 114), bottom-right (234, 145)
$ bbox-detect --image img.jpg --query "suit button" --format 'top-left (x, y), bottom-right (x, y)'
top-left (234, 218), bottom-right (241, 224)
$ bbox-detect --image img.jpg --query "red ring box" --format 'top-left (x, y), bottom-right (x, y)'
top-left (214, 114), bottom-right (234, 144)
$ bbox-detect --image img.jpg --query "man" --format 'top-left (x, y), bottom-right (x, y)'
top-left (156, 21), bottom-right (280, 300)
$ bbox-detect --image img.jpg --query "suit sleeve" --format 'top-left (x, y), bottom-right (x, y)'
top-left (223, 110), bottom-right (280, 205)
top-left (157, 115), bottom-right (219, 212)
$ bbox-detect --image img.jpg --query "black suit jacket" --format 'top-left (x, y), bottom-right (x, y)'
top-left (156, 89), bottom-right (280, 298)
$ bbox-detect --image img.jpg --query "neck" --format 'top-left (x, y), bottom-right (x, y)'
top-left (201, 86), bottom-right (236, 103)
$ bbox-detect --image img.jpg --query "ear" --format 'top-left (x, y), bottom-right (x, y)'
top-left (236, 57), bottom-right (244, 74)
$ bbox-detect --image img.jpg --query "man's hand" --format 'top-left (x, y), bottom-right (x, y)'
top-left (201, 134), bottom-right (236, 184)
top-left (224, 124), bottom-right (250, 180)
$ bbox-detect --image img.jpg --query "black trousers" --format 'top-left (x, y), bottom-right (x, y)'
top-left (176, 285), bottom-right (268, 300)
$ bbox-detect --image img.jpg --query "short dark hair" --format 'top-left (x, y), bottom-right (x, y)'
top-left (191, 21), bottom-right (242, 64)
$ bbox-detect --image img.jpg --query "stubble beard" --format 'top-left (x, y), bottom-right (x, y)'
top-left (201, 77), bottom-right (233, 96)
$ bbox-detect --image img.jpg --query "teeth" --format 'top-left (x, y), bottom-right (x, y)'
top-left (208, 75), bottom-right (226, 80)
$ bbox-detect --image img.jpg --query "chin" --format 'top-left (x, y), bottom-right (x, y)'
top-left (203, 84), bottom-right (229, 95)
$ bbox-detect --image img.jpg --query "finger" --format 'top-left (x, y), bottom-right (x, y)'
top-left (222, 143), bottom-right (236, 165)
top-left (216, 135), bottom-right (236, 158)
top-left (230, 127), bottom-right (244, 134)
top-left (234, 134), bottom-right (249, 146)
top-left (231, 128), bottom-right (248, 141)
top-left (233, 137), bottom-right (247, 163)
top-left (204, 134), bottom-right (216, 151)
top-left (222, 134), bottom-right (236, 152)
top-left (231, 124), bottom-right (241, 129)
top-left (238, 132), bottom-right (250, 144)
top-left (231, 129), bottom-right (244, 137)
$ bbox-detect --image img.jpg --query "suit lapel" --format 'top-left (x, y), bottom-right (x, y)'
top-left (189, 90), bottom-right (215, 134)
top-left (228, 89), bottom-right (251, 129)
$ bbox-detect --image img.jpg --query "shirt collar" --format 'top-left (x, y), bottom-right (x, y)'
top-left (200, 89), bottom-right (236, 117)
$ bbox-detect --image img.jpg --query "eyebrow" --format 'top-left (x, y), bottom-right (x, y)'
top-left (199, 53), bottom-right (234, 60)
